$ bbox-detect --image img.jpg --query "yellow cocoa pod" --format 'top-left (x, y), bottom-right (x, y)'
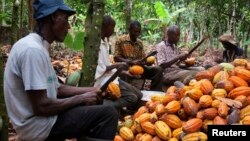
top-left (106, 82), bottom-right (121, 100)
top-left (182, 132), bottom-right (208, 141)
top-left (146, 56), bottom-right (156, 64)
top-left (155, 121), bottom-right (172, 140)
top-left (119, 127), bottom-right (134, 141)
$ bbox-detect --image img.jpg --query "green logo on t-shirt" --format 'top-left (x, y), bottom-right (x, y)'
top-left (47, 75), bottom-right (57, 83)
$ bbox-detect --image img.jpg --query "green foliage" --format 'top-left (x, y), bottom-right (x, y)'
top-left (0, 1), bottom-right (13, 26)
top-left (154, 1), bottom-right (170, 26)
top-left (243, 40), bottom-right (250, 46)
top-left (64, 31), bottom-right (85, 51)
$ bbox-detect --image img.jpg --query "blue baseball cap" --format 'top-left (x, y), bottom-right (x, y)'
top-left (33, 0), bottom-right (76, 20)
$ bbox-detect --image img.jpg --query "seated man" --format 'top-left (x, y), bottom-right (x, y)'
top-left (95, 15), bottom-right (142, 113)
top-left (4, 0), bottom-right (118, 141)
top-left (218, 34), bottom-right (243, 62)
top-left (156, 25), bottom-right (204, 87)
top-left (114, 21), bottom-right (163, 91)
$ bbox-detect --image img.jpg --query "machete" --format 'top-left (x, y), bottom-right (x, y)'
top-left (188, 35), bottom-right (209, 55)
top-left (100, 66), bottom-right (124, 92)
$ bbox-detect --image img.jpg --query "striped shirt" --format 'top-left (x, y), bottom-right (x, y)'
top-left (114, 34), bottom-right (146, 60)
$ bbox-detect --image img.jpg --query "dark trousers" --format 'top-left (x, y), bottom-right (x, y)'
top-left (120, 66), bottom-right (163, 91)
top-left (142, 65), bottom-right (163, 91)
top-left (45, 105), bottom-right (118, 141)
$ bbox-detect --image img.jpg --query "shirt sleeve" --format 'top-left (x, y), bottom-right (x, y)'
top-left (21, 48), bottom-right (48, 90)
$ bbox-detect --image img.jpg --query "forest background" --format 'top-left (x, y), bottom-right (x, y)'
top-left (1, 0), bottom-right (250, 53)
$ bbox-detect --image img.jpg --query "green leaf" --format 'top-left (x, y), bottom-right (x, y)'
top-left (171, 8), bottom-right (186, 19)
top-left (154, 1), bottom-right (170, 25)
top-left (64, 33), bottom-right (74, 49)
top-left (73, 31), bottom-right (85, 50)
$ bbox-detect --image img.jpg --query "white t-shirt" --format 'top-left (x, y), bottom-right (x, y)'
top-left (94, 39), bottom-right (119, 87)
top-left (4, 33), bottom-right (59, 141)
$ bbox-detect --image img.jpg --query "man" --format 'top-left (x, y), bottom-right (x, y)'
top-left (114, 21), bottom-right (163, 91)
top-left (156, 25), bottom-right (204, 87)
top-left (95, 15), bottom-right (142, 113)
top-left (218, 34), bottom-right (243, 62)
top-left (4, 0), bottom-right (118, 141)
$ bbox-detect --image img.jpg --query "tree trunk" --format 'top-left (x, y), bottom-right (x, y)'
top-left (11, 0), bottom-right (20, 45)
top-left (27, 0), bottom-right (36, 31)
top-left (79, 0), bottom-right (105, 87)
top-left (19, 0), bottom-right (24, 37)
top-left (1, 0), bottom-right (7, 26)
top-left (244, 27), bottom-right (250, 58)
top-left (125, 0), bottom-right (132, 33)
top-left (0, 44), bottom-right (8, 141)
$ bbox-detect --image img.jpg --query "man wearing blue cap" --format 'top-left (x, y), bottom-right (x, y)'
top-left (4, 0), bottom-right (118, 141)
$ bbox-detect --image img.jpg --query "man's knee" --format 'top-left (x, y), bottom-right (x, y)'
top-left (101, 105), bottom-right (119, 117)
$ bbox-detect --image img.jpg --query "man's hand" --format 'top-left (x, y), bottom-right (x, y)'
top-left (79, 88), bottom-right (103, 105)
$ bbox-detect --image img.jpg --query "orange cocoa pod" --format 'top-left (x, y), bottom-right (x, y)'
top-left (203, 108), bottom-right (218, 120)
top-left (133, 106), bottom-right (148, 120)
top-left (218, 102), bottom-right (229, 118)
top-left (199, 79), bottom-right (214, 94)
top-left (228, 86), bottom-right (250, 99)
top-left (138, 133), bottom-right (153, 141)
top-left (228, 76), bottom-right (248, 87)
top-left (129, 65), bottom-right (144, 75)
top-left (242, 116), bottom-right (250, 125)
top-left (114, 135), bottom-right (125, 141)
top-left (183, 118), bottom-right (203, 134)
top-left (147, 101), bottom-right (161, 113)
top-left (159, 114), bottom-right (182, 129)
top-left (137, 113), bottom-right (151, 124)
top-left (155, 104), bottom-right (166, 116)
top-left (195, 70), bottom-right (213, 81)
top-left (185, 88), bottom-right (203, 101)
top-left (213, 116), bottom-right (227, 125)
top-left (166, 86), bottom-right (177, 95)
top-left (208, 65), bottom-right (222, 76)
top-left (199, 95), bottom-right (213, 108)
top-left (141, 121), bottom-right (156, 136)
top-left (161, 95), bottom-right (175, 105)
top-left (182, 97), bottom-right (198, 117)
top-left (196, 110), bottom-right (205, 120)
top-left (247, 96), bottom-right (250, 105)
top-left (235, 95), bottom-right (248, 108)
top-left (165, 100), bottom-right (181, 114)
top-left (211, 99), bottom-right (221, 108)
top-left (235, 67), bottom-right (250, 81)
